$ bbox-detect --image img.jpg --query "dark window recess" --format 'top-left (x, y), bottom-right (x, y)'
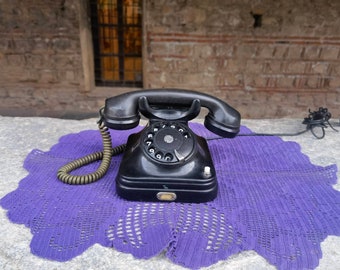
top-left (251, 12), bottom-right (262, 28)
top-left (90, 0), bottom-right (142, 87)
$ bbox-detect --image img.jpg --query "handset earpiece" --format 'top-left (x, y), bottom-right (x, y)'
top-left (204, 113), bottom-right (239, 138)
top-left (192, 92), bottom-right (241, 138)
top-left (202, 104), bottom-right (241, 138)
top-left (102, 92), bottom-right (141, 130)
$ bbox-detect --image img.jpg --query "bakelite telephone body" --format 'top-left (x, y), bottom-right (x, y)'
top-left (58, 89), bottom-right (241, 203)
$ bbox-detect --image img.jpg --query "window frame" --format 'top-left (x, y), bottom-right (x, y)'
top-left (90, 0), bottom-right (143, 88)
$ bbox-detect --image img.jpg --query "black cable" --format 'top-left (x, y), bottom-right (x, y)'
top-left (237, 128), bottom-right (311, 138)
top-left (206, 128), bottom-right (311, 141)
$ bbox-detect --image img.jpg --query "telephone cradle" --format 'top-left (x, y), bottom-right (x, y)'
top-left (57, 89), bottom-right (241, 203)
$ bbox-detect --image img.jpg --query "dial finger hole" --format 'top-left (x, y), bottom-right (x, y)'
top-left (164, 153), bottom-right (173, 162)
top-left (155, 152), bottom-right (163, 160)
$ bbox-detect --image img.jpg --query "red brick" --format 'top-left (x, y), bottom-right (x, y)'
top-left (287, 61), bottom-right (306, 74)
top-left (287, 46), bottom-right (304, 59)
top-left (227, 59), bottom-right (246, 72)
top-left (220, 73), bottom-right (243, 86)
top-left (264, 61), bottom-right (283, 73)
top-left (174, 59), bottom-right (192, 72)
top-left (251, 91), bottom-right (269, 103)
top-left (296, 77), bottom-right (307, 88)
top-left (255, 76), bottom-right (270, 88)
top-left (246, 59), bottom-right (265, 74)
top-left (174, 44), bottom-right (194, 57)
top-left (255, 45), bottom-right (275, 59)
top-left (150, 43), bottom-right (174, 55)
top-left (235, 44), bottom-right (257, 59)
top-left (272, 46), bottom-right (289, 59)
top-left (330, 63), bottom-right (340, 76)
top-left (181, 73), bottom-right (204, 86)
top-left (215, 44), bottom-right (235, 57)
top-left (303, 46), bottom-right (321, 59)
top-left (266, 77), bottom-right (277, 88)
top-left (329, 77), bottom-right (340, 88)
top-left (326, 92), bottom-right (340, 103)
top-left (267, 92), bottom-right (286, 103)
top-left (320, 47), bottom-right (339, 60)
top-left (297, 93), bottom-right (314, 106)
top-left (312, 92), bottom-right (326, 105)
top-left (276, 75), bottom-right (297, 88)
top-left (321, 77), bottom-right (331, 88)
top-left (193, 44), bottom-right (214, 58)
top-left (201, 73), bottom-right (216, 85)
top-left (305, 76), bottom-right (320, 88)
top-left (311, 62), bottom-right (329, 75)
top-left (152, 58), bottom-right (176, 71)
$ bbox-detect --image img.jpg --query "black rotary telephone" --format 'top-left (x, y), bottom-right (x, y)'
top-left (57, 89), bottom-right (241, 203)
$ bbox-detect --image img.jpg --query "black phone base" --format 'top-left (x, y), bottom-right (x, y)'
top-left (116, 121), bottom-right (218, 203)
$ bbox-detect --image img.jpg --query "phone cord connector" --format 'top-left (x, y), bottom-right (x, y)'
top-left (57, 121), bottom-right (126, 185)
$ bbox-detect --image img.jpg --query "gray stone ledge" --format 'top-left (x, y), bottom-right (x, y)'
top-left (0, 116), bottom-right (339, 269)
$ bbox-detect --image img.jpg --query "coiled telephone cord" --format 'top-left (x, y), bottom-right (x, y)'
top-left (57, 121), bottom-right (126, 185)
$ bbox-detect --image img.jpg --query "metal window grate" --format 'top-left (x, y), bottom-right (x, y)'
top-left (90, 0), bottom-right (142, 87)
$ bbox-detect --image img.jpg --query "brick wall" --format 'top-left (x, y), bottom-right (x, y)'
top-left (146, 33), bottom-right (340, 118)
top-left (0, 0), bottom-right (339, 119)
top-left (0, 0), bottom-right (98, 117)
top-left (144, 0), bottom-right (340, 118)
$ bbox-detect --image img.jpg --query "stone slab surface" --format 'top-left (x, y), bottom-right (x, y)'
top-left (0, 116), bottom-right (339, 269)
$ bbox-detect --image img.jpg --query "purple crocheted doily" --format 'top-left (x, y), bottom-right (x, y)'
top-left (1, 123), bottom-right (339, 269)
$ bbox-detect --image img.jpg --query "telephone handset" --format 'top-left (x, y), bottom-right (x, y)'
top-left (57, 89), bottom-right (241, 203)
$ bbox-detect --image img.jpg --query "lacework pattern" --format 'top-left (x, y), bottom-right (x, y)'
top-left (1, 124), bottom-right (339, 269)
